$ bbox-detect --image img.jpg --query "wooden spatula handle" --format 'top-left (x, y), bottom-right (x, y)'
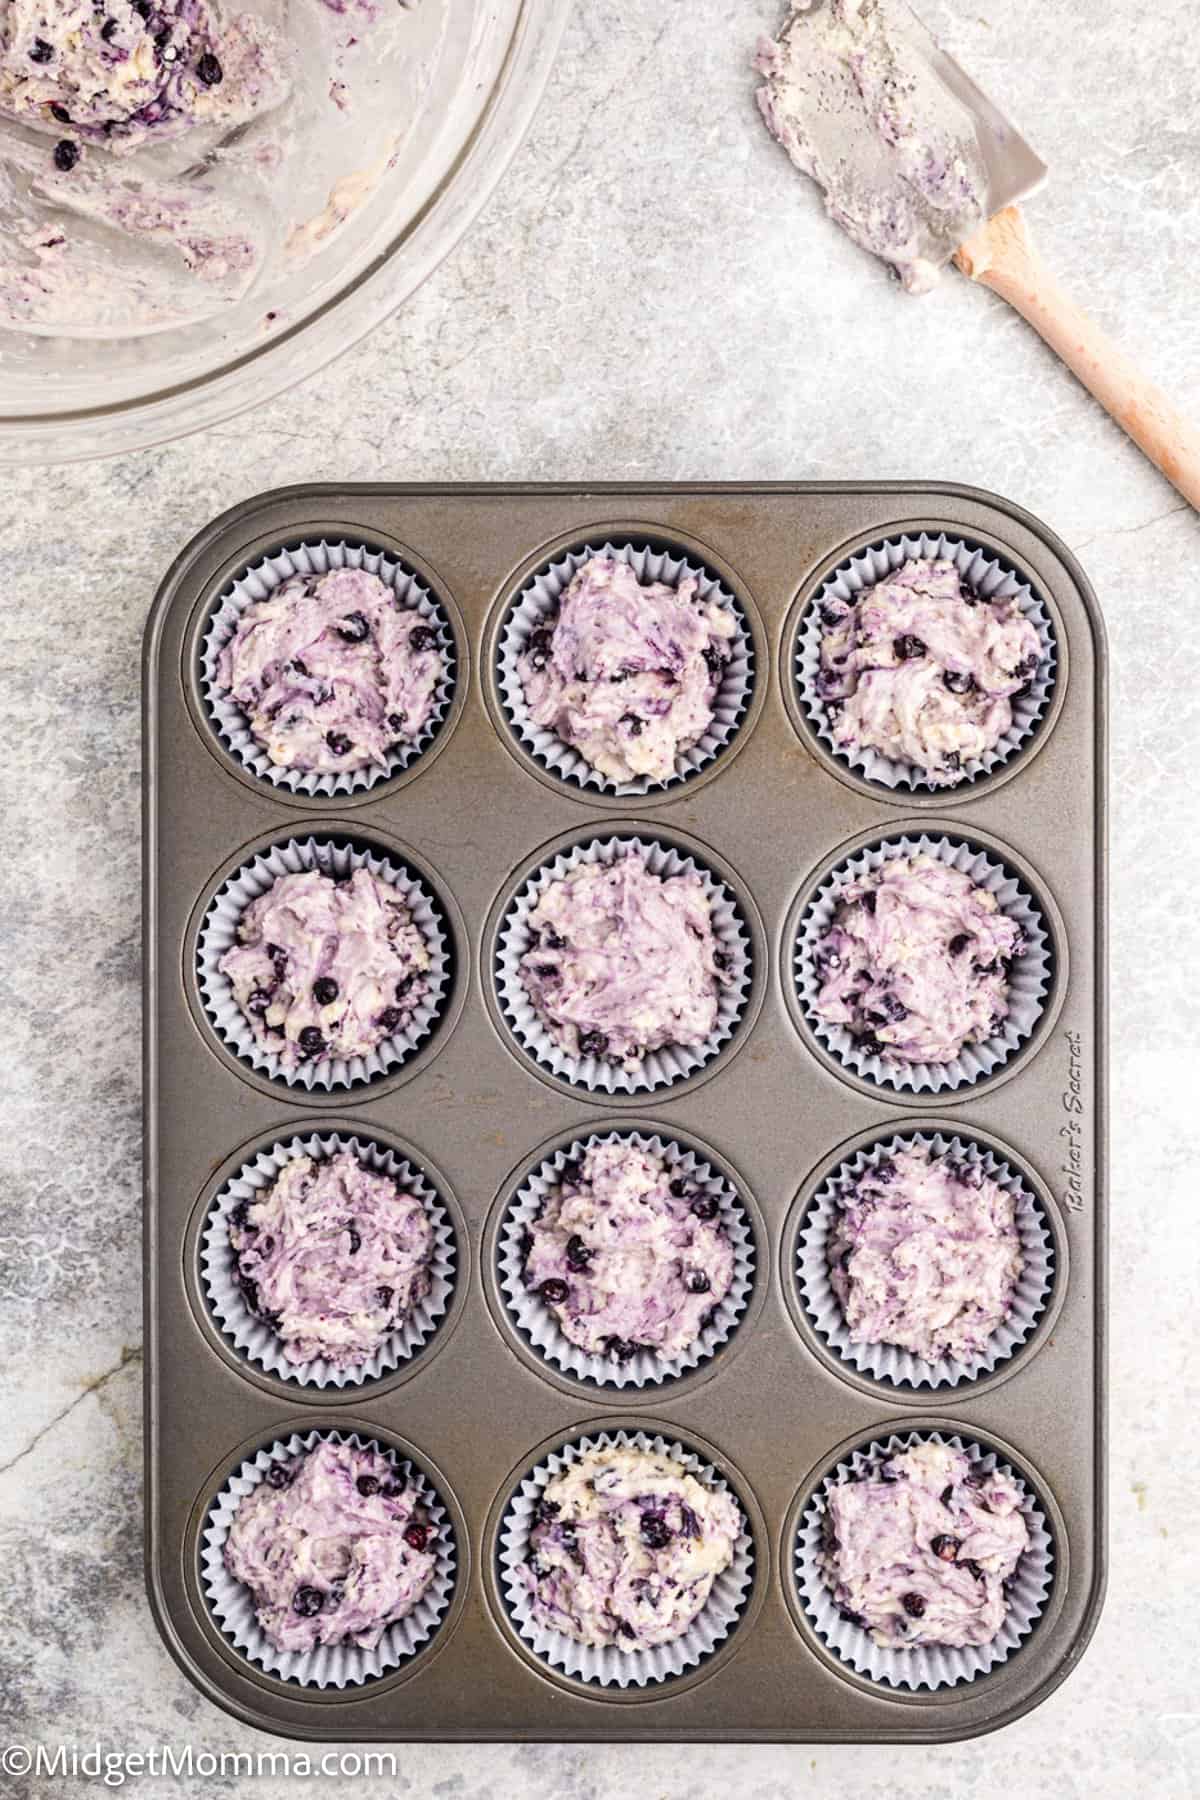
top-left (955, 207), bottom-right (1200, 512)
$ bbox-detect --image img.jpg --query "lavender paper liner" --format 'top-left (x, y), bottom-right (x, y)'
top-left (200, 538), bottom-right (456, 798)
top-left (496, 539), bottom-right (755, 796)
top-left (200, 1428), bottom-right (456, 1689)
top-left (794, 1428), bottom-right (1053, 1691)
top-left (196, 834), bottom-right (452, 1092)
top-left (497, 1428), bottom-right (755, 1688)
top-left (796, 1130), bottom-right (1054, 1389)
top-left (201, 1131), bottom-right (456, 1388)
top-left (795, 532), bottom-right (1057, 792)
top-left (793, 832), bottom-right (1052, 1094)
top-left (498, 1129), bottom-right (754, 1388)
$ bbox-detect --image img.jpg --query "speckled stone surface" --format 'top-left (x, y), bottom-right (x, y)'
top-left (1, 1), bottom-right (1197, 1794)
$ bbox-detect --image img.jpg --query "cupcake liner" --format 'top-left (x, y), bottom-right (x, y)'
top-left (200, 1132), bottom-right (456, 1388)
top-left (498, 1428), bottom-right (755, 1688)
top-left (199, 538), bottom-right (457, 799)
top-left (498, 1130), bottom-right (755, 1389)
top-left (200, 1428), bottom-right (456, 1689)
top-left (496, 539), bottom-right (755, 796)
top-left (796, 1131), bottom-right (1054, 1389)
top-left (796, 533), bottom-right (1057, 793)
top-left (794, 833), bottom-right (1052, 1093)
top-left (495, 835), bottom-right (754, 1096)
top-left (794, 1429), bottom-right (1054, 1691)
top-left (196, 835), bottom-right (452, 1091)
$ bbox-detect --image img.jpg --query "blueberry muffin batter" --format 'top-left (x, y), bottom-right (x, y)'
top-left (827, 1145), bottom-right (1023, 1363)
top-left (813, 855), bottom-right (1024, 1065)
top-left (223, 1439), bottom-right (437, 1654)
top-left (518, 854), bottom-right (732, 1070)
top-left (521, 1446), bottom-right (742, 1651)
top-left (0, 0), bottom-right (287, 154)
top-left (218, 865), bottom-right (431, 1069)
top-left (520, 1140), bottom-right (734, 1364)
top-left (228, 1149), bottom-right (435, 1368)
top-left (216, 567), bottom-right (444, 777)
top-left (818, 1440), bottom-right (1030, 1649)
top-left (517, 554), bottom-right (736, 785)
top-left (815, 558), bottom-right (1042, 783)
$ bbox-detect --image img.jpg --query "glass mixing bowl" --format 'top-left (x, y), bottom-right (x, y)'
top-left (0, 0), bottom-right (570, 463)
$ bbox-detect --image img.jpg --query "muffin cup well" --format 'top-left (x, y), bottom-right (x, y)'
top-left (796, 1131), bottom-right (1054, 1390)
top-left (497, 1428), bottom-right (755, 1689)
top-left (199, 538), bottom-right (457, 799)
top-left (793, 833), bottom-right (1052, 1094)
top-left (497, 1129), bottom-right (754, 1390)
top-left (200, 1132), bottom-right (456, 1389)
top-left (496, 539), bottom-right (755, 796)
top-left (795, 532), bottom-right (1057, 793)
top-left (196, 835), bottom-right (452, 1092)
top-left (199, 1428), bottom-right (456, 1689)
top-left (794, 1428), bottom-right (1053, 1692)
top-left (494, 834), bottom-right (755, 1096)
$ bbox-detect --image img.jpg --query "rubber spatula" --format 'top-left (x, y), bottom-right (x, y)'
top-left (800, 4), bottom-right (1200, 510)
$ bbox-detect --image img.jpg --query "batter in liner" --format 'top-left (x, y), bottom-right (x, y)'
top-left (223, 1438), bottom-right (437, 1653)
top-left (228, 1148), bottom-right (435, 1367)
top-left (818, 1440), bottom-right (1029, 1649)
top-left (521, 1139), bottom-right (734, 1364)
top-left (521, 1446), bottom-right (742, 1652)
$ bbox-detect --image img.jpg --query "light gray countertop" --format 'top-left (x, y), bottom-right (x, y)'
top-left (1, 2), bottom-right (1197, 1795)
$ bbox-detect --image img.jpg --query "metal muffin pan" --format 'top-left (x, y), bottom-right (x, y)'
top-left (143, 481), bottom-right (1106, 1741)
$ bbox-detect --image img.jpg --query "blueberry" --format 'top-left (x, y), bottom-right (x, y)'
top-left (356, 1474), bottom-right (380, 1497)
top-left (948, 933), bottom-right (972, 957)
top-left (640, 1512), bottom-right (672, 1550)
top-left (825, 700), bottom-right (844, 724)
top-left (531, 964), bottom-right (560, 982)
top-left (313, 977), bottom-right (338, 1005)
top-left (820, 603), bottom-right (847, 629)
top-left (524, 626), bottom-right (554, 670)
top-left (621, 713), bottom-right (644, 736)
top-left (701, 644), bottom-right (724, 678)
top-left (604, 1336), bottom-right (639, 1363)
top-left (901, 1591), bottom-right (926, 1618)
top-left (293, 1585), bottom-right (324, 1617)
top-left (230, 1198), bottom-right (252, 1231)
top-left (616, 1617), bottom-right (637, 1638)
top-left (558, 1158), bottom-right (584, 1187)
top-left (246, 987), bottom-right (272, 1015)
top-left (565, 1235), bottom-right (592, 1273)
top-left (376, 1285), bottom-right (394, 1310)
top-left (52, 139), bottom-right (79, 172)
top-left (686, 1270), bottom-right (711, 1294)
top-left (943, 669), bottom-right (975, 695)
top-left (336, 611), bottom-right (370, 643)
top-left (387, 711), bottom-right (407, 732)
top-left (837, 1606), bottom-right (865, 1627)
top-left (408, 625), bottom-right (437, 653)
top-left (668, 1178), bottom-right (695, 1200)
top-left (878, 992), bottom-right (908, 1022)
top-left (404, 1522), bottom-right (430, 1551)
top-left (50, 103), bottom-right (71, 122)
top-left (930, 1534), bottom-right (961, 1561)
top-left (267, 942), bottom-right (288, 974)
top-left (291, 658), bottom-right (309, 676)
top-left (265, 1462), bottom-right (293, 1489)
top-left (577, 1030), bottom-right (608, 1058)
top-left (940, 1484), bottom-right (955, 1507)
top-left (325, 731), bottom-right (353, 757)
top-left (860, 890), bottom-right (877, 915)
top-left (347, 1224), bottom-right (362, 1254)
top-left (533, 1497), bottom-right (560, 1526)
top-left (29, 38), bottom-right (53, 61)
top-left (196, 50), bottom-right (223, 84)
top-left (690, 1195), bottom-right (719, 1222)
top-left (541, 929), bottom-right (566, 950)
top-left (893, 635), bottom-right (926, 661)
top-left (856, 1032), bottom-right (884, 1057)
top-left (960, 581), bottom-right (982, 608)
top-left (943, 751), bottom-right (961, 772)
top-left (538, 1278), bottom-right (569, 1305)
top-left (377, 1005), bottom-right (403, 1033)
top-left (394, 973), bottom-right (415, 1000)
top-left (873, 1158), bottom-right (896, 1184)
top-left (297, 1025), bottom-right (325, 1060)
top-left (100, 18), bottom-right (117, 38)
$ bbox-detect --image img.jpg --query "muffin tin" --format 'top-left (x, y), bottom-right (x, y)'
top-left (143, 481), bottom-right (1106, 1741)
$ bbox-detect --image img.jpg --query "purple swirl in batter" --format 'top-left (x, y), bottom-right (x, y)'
top-left (816, 558), bottom-right (1042, 783)
top-left (818, 1440), bottom-right (1030, 1649)
top-left (517, 555), bottom-right (735, 785)
top-left (521, 1140), bottom-right (734, 1364)
top-left (223, 1439), bottom-right (437, 1654)
top-left (813, 855), bottom-right (1024, 1065)
top-left (218, 866), bottom-right (431, 1070)
top-left (521, 1447), bottom-right (742, 1651)
top-left (518, 855), bottom-right (732, 1070)
top-left (828, 1145), bottom-right (1023, 1363)
top-left (228, 1149), bottom-right (435, 1367)
top-left (216, 568), bottom-right (445, 777)
top-left (0, 0), bottom-right (287, 155)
